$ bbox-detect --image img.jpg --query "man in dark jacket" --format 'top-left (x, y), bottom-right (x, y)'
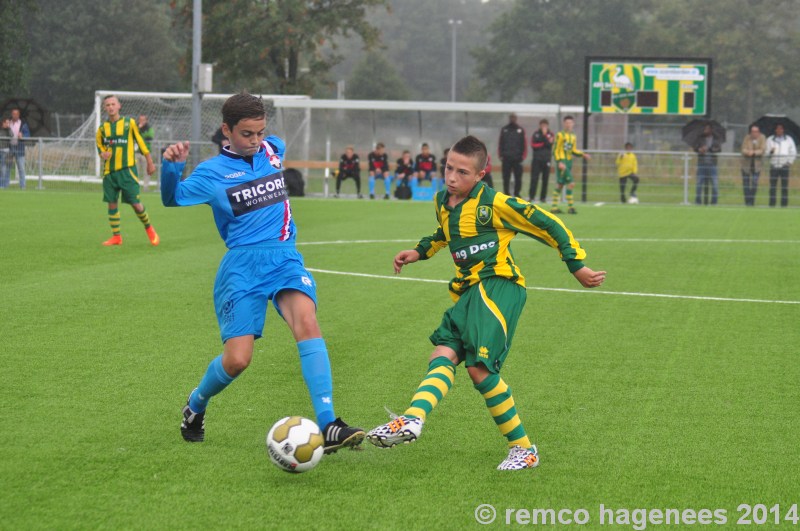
top-left (529, 119), bottom-right (554, 203)
top-left (498, 113), bottom-right (527, 197)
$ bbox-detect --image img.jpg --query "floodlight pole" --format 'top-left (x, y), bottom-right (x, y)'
top-left (449, 19), bottom-right (462, 102)
top-left (191, 0), bottom-right (202, 169)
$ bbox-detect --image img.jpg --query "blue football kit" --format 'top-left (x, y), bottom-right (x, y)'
top-left (161, 136), bottom-right (335, 428)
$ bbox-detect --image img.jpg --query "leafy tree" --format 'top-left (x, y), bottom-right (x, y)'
top-left (0, 0), bottom-right (35, 98)
top-left (472, 0), bottom-right (641, 104)
top-left (180, 0), bottom-right (388, 96)
top-left (23, 0), bottom-right (182, 113)
top-left (346, 51), bottom-right (410, 100)
top-left (634, 0), bottom-right (800, 123)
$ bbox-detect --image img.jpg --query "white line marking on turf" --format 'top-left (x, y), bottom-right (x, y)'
top-left (298, 238), bottom-right (800, 246)
top-left (306, 268), bottom-right (800, 305)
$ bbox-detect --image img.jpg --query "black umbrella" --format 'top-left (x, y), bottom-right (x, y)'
top-left (682, 119), bottom-right (726, 148)
top-left (752, 115), bottom-right (800, 143)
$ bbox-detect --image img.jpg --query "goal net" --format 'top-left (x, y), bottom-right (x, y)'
top-left (34, 91), bottom-right (311, 190)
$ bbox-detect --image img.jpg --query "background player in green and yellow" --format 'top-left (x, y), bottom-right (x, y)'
top-left (367, 135), bottom-right (606, 470)
top-left (551, 115), bottom-right (591, 214)
top-left (96, 95), bottom-right (159, 246)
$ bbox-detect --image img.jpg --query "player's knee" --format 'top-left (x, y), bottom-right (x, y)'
top-left (467, 364), bottom-right (491, 384)
top-left (223, 351), bottom-right (252, 376)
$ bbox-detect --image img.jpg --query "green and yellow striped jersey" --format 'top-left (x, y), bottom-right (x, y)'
top-left (553, 131), bottom-right (584, 162)
top-left (414, 182), bottom-right (587, 301)
top-left (96, 117), bottom-right (150, 175)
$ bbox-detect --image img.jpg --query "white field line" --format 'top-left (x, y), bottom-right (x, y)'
top-left (297, 238), bottom-right (800, 246)
top-left (306, 268), bottom-right (800, 306)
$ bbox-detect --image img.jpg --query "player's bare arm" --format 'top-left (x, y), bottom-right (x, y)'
top-left (393, 249), bottom-right (420, 274)
top-left (573, 266), bottom-right (606, 288)
top-left (145, 153), bottom-right (156, 176)
top-left (163, 142), bottom-right (190, 163)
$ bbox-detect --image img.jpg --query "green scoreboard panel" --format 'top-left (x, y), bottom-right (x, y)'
top-left (587, 58), bottom-right (711, 115)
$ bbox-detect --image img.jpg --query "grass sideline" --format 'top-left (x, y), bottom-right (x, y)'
top-left (1, 191), bottom-right (799, 529)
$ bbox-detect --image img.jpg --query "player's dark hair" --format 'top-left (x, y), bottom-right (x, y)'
top-left (625, 142), bottom-right (634, 148)
top-left (222, 92), bottom-right (266, 129)
top-left (421, 143), bottom-right (429, 148)
top-left (450, 135), bottom-right (488, 173)
top-left (563, 115), bottom-right (574, 121)
top-left (102, 94), bottom-right (117, 102)
top-left (443, 148), bottom-right (450, 155)
top-left (540, 119), bottom-right (549, 125)
top-left (376, 142), bottom-right (385, 149)
top-left (403, 149), bottom-right (410, 155)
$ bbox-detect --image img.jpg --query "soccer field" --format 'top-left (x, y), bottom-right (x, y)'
top-left (1, 191), bottom-right (799, 529)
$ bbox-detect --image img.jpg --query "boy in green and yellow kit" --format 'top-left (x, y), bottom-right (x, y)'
top-left (367, 135), bottom-right (606, 470)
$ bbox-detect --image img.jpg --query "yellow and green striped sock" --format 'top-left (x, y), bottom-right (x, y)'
top-left (552, 187), bottom-right (560, 207)
top-left (566, 188), bottom-right (574, 207)
top-left (403, 357), bottom-right (456, 421)
top-left (108, 207), bottom-right (120, 236)
top-left (135, 206), bottom-right (151, 229)
top-left (476, 373), bottom-right (532, 448)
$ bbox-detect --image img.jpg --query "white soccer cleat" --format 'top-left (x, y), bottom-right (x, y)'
top-left (367, 414), bottom-right (424, 448)
top-left (497, 444), bottom-right (539, 470)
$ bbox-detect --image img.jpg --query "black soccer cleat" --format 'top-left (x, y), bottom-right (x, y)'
top-left (181, 399), bottom-right (205, 442)
top-left (568, 207), bottom-right (578, 214)
top-left (322, 417), bottom-right (365, 454)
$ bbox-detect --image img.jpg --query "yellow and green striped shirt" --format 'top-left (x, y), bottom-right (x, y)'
top-left (96, 117), bottom-right (150, 175)
top-left (553, 131), bottom-right (584, 162)
top-left (414, 182), bottom-right (587, 301)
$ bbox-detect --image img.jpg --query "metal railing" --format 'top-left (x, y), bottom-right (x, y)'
top-left (1, 139), bottom-right (795, 207)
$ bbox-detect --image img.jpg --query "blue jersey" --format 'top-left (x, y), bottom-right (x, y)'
top-left (161, 136), bottom-right (295, 248)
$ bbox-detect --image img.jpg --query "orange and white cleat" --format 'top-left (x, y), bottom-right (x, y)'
top-left (102, 235), bottom-right (122, 246)
top-left (497, 445), bottom-right (539, 471)
top-left (146, 226), bottom-right (160, 246)
top-left (367, 413), bottom-right (424, 448)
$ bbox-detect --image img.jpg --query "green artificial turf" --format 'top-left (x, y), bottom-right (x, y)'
top-left (1, 191), bottom-right (798, 529)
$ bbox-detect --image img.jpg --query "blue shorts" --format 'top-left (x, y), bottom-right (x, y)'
top-left (418, 170), bottom-right (436, 181)
top-left (213, 243), bottom-right (317, 343)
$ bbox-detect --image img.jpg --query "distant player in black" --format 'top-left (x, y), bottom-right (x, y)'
top-left (336, 145), bottom-right (362, 198)
top-left (395, 150), bottom-right (415, 187)
top-left (413, 143), bottom-right (440, 192)
top-left (368, 142), bottom-right (392, 199)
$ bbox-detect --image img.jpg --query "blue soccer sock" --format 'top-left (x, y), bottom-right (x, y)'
top-left (384, 175), bottom-right (393, 195)
top-left (189, 354), bottom-right (236, 413)
top-left (368, 176), bottom-right (376, 195)
top-left (298, 338), bottom-right (336, 428)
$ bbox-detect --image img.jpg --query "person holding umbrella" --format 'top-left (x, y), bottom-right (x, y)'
top-left (740, 124), bottom-right (766, 206)
top-left (693, 123), bottom-right (722, 205)
top-left (766, 124), bottom-right (797, 207)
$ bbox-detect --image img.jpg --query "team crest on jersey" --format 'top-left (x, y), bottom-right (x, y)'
top-left (269, 154), bottom-right (282, 169)
top-left (476, 205), bottom-right (493, 225)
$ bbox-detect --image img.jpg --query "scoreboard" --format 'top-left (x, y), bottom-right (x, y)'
top-left (586, 58), bottom-right (711, 116)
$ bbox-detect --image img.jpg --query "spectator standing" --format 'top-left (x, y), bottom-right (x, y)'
top-left (211, 126), bottom-right (229, 154)
top-left (482, 154), bottom-right (494, 188)
top-left (137, 114), bottom-right (155, 191)
top-left (740, 124), bottom-right (766, 206)
top-left (529, 119), bottom-right (554, 202)
top-left (0, 118), bottom-right (10, 188)
top-left (336, 145), bottom-right (362, 198)
top-left (766, 124), bottom-right (797, 208)
top-left (6, 108), bottom-right (30, 189)
top-left (616, 142), bottom-right (640, 203)
top-left (498, 113), bottom-right (527, 197)
top-left (693, 124), bottom-right (721, 205)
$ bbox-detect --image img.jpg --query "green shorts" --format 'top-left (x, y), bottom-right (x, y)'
top-left (556, 159), bottom-right (574, 185)
top-left (102, 167), bottom-right (141, 204)
top-left (430, 277), bottom-right (527, 373)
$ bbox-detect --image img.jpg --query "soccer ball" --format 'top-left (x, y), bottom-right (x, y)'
top-left (266, 416), bottom-right (324, 473)
top-left (627, 195), bottom-right (639, 204)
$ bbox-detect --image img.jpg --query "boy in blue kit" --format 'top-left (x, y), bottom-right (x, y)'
top-left (161, 93), bottom-right (364, 452)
